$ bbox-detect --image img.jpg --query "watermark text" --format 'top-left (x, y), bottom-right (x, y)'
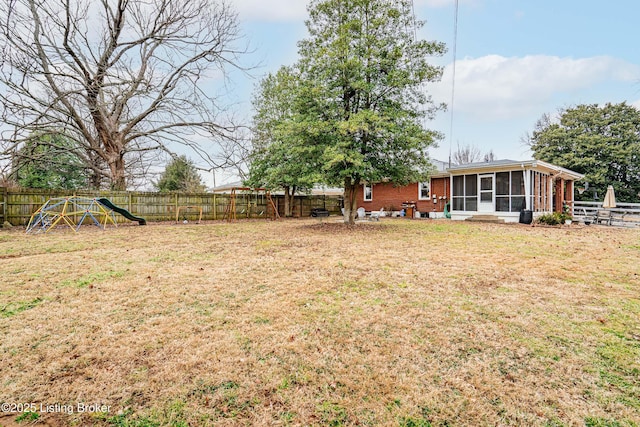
top-left (1, 402), bottom-right (111, 414)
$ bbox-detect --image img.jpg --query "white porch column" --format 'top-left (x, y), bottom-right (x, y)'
top-left (523, 169), bottom-right (531, 210)
top-left (547, 175), bottom-right (554, 212)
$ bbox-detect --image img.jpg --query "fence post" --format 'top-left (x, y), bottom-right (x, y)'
top-left (1, 186), bottom-right (6, 225)
top-left (213, 193), bottom-right (217, 220)
top-left (73, 191), bottom-right (77, 224)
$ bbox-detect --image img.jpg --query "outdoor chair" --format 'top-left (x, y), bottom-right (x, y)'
top-left (581, 208), bottom-right (595, 225)
top-left (595, 210), bottom-right (612, 226)
top-left (369, 207), bottom-right (385, 221)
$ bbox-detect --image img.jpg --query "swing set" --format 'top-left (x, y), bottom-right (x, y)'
top-left (223, 188), bottom-right (280, 222)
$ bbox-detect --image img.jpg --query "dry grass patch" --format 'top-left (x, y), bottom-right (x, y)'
top-left (0, 219), bottom-right (639, 426)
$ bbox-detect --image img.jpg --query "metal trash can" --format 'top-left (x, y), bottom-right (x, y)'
top-left (519, 209), bottom-right (533, 224)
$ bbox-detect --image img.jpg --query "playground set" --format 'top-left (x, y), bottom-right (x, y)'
top-left (25, 188), bottom-right (282, 233)
top-left (222, 187), bottom-right (280, 222)
top-left (26, 196), bottom-right (145, 234)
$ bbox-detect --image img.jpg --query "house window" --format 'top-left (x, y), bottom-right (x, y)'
top-left (418, 182), bottom-right (430, 200)
top-left (452, 175), bottom-right (464, 211)
top-left (363, 184), bottom-right (372, 201)
top-left (496, 171), bottom-right (526, 212)
top-left (496, 172), bottom-right (510, 212)
top-left (451, 174), bottom-right (478, 211)
top-left (465, 175), bottom-right (478, 211)
top-left (511, 172), bottom-right (525, 212)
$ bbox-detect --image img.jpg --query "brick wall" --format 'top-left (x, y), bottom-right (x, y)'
top-left (430, 177), bottom-right (450, 212)
top-left (355, 177), bottom-right (450, 213)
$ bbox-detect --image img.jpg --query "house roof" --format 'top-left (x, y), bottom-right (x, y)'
top-left (430, 159), bottom-right (450, 177)
top-left (446, 159), bottom-right (584, 181)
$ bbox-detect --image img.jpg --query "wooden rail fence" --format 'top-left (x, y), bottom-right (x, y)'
top-left (573, 201), bottom-right (640, 227)
top-left (0, 187), bottom-right (343, 227)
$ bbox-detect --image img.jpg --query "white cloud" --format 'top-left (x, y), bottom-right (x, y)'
top-left (432, 54), bottom-right (640, 120)
top-left (632, 99), bottom-right (640, 110)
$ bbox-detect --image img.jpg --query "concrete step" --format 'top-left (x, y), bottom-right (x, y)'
top-left (465, 215), bottom-right (505, 224)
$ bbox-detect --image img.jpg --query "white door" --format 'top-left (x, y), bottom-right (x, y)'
top-left (479, 174), bottom-right (494, 213)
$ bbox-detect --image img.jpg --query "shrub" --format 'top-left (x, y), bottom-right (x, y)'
top-left (536, 212), bottom-right (572, 226)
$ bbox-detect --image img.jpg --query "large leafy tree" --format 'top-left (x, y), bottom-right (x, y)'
top-left (246, 67), bottom-right (320, 217)
top-left (529, 102), bottom-right (640, 202)
top-left (0, 0), bottom-right (247, 190)
top-left (12, 134), bottom-right (88, 190)
top-left (297, 0), bottom-right (445, 224)
top-left (155, 155), bottom-right (206, 192)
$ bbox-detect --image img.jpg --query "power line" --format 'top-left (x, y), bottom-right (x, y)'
top-left (407, 0), bottom-right (428, 130)
top-left (448, 0), bottom-right (459, 168)
top-left (409, 0), bottom-right (418, 42)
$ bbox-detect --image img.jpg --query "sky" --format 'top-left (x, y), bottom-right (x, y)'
top-left (206, 0), bottom-right (640, 185)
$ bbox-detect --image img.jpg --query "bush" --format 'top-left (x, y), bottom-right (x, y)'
top-left (536, 212), bottom-right (573, 225)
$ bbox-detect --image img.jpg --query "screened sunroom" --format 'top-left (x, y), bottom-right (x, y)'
top-left (447, 160), bottom-right (584, 223)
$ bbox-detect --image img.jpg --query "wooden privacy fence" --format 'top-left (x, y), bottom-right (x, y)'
top-left (0, 187), bottom-right (343, 226)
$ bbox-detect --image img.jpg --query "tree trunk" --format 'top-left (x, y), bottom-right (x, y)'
top-left (88, 171), bottom-right (102, 190)
top-left (281, 185), bottom-right (299, 217)
top-left (109, 155), bottom-right (126, 190)
top-left (343, 177), bottom-right (359, 225)
top-left (289, 185), bottom-right (297, 217)
top-left (284, 186), bottom-right (292, 217)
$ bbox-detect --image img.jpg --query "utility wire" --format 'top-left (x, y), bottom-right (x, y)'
top-left (407, 0), bottom-right (427, 130)
top-left (409, 0), bottom-right (418, 41)
top-left (448, 0), bottom-right (459, 168)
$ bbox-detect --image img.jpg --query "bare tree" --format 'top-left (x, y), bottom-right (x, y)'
top-left (0, 163), bottom-right (17, 188)
top-left (452, 143), bottom-right (483, 165)
top-left (0, 0), bottom-right (248, 190)
top-left (214, 127), bottom-right (252, 182)
top-left (483, 149), bottom-right (496, 162)
top-left (521, 112), bottom-right (553, 149)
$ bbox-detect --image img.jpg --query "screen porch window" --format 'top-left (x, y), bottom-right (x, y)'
top-left (495, 171), bottom-right (525, 212)
top-left (480, 176), bottom-right (493, 202)
top-left (451, 174), bottom-right (478, 211)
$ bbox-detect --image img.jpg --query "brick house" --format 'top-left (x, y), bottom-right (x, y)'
top-left (356, 159), bottom-right (584, 222)
top-left (355, 160), bottom-right (451, 218)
